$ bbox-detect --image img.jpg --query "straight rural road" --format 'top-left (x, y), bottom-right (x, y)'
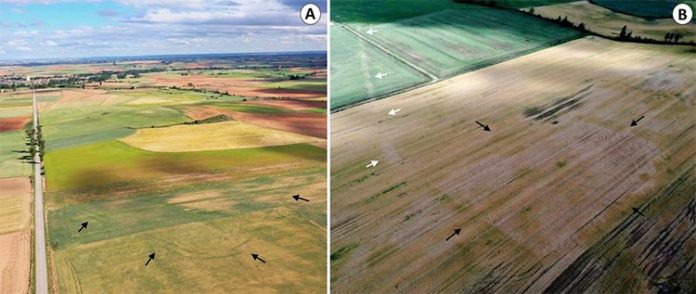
top-left (32, 87), bottom-right (49, 294)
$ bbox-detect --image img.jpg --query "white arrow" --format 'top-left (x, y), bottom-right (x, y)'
top-left (388, 108), bottom-right (401, 116)
top-left (366, 160), bottom-right (379, 168)
top-left (366, 28), bottom-right (378, 35)
top-left (375, 72), bottom-right (388, 79)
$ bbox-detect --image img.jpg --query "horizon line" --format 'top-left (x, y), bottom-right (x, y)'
top-left (0, 50), bottom-right (327, 65)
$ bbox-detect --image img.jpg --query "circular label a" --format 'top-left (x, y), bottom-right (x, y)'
top-left (301, 4), bottom-right (321, 25)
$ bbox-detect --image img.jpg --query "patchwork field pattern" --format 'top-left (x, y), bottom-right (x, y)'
top-left (331, 37), bottom-right (695, 293)
top-left (0, 92), bottom-right (33, 294)
top-left (31, 60), bottom-right (327, 292)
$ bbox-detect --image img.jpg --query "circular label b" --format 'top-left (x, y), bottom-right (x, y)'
top-left (673, 4), bottom-right (693, 25)
top-left (301, 4), bottom-right (321, 25)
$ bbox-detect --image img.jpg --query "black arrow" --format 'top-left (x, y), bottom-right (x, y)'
top-left (446, 228), bottom-right (461, 241)
top-left (251, 253), bottom-right (266, 264)
top-left (145, 252), bottom-right (156, 266)
top-left (475, 121), bottom-right (491, 132)
top-left (630, 115), bottom-right (645, 127)
top-left (292, 194), bottom-right (309, 202)
top-left (632, 207), bottom-right (644, 216)
top-left (77, 222), bottom-right (88, 232)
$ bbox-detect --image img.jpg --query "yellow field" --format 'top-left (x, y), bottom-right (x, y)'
top-left (0, 178), bottom-right (32, 234)
top-left (331, 37), bottom-right (695, 292)
top-left (120, 121), bottom-right (323, 152)
top-left (529, 1), bottom-right (696, 42)
top-left (0, 177), bottom-right (32, 293)
top-left (0, 231), bottom-right (31, 293)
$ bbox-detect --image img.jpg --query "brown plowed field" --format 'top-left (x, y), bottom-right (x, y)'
top-left (0, 117), bottom-right (29, 132)
top-left (331, 37), bottom-right (695, 293)
top-left (184, 105), bottom-right (326, 138)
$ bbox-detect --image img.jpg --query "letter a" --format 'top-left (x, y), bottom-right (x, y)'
top-left (305, 8), bottom-right (316, 21)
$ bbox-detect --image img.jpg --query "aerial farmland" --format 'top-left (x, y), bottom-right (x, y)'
top-left (0, 88), bottom-right (34, 293)
top-left (330, 0), bottom-right (695, 293)
top-left (1, 52), bottom-right (327, 293)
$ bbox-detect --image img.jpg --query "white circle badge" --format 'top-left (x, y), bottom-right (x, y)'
top-left (673, 4), bottom-right (693, 25)
top-left (301, 4), bottom-right (321, 25)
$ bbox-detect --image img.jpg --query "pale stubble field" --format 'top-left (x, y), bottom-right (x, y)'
top-left (331, 36), bottom-right (695, 293)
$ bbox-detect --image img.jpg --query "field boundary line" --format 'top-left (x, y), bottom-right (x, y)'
top-left (337, 22), bottom-right (438, 83)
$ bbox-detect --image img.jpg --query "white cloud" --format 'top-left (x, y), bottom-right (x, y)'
top-left (0, 0), bottom-right (326, 60)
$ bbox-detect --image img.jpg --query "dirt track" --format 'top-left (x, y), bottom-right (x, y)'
top-left (0, 117), bottom-right (30, 132)
top-left (331, 37), bottom-right (695, 293)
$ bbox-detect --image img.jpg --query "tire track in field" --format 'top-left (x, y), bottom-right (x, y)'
top-left (337, 22), bottom-right (439, 83)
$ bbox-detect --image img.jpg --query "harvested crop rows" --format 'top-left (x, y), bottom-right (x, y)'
top-left (330, 37), bottom-right (695, 293)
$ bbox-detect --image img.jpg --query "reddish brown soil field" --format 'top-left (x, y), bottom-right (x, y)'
top-left (0, 117), bottom-right (30, 132)
top-left (248, 99), bottom-right (325, 111)
top-left (231, 112), bottom-right (326, 138)
top-left (183, 105), bottom-right (326, 138)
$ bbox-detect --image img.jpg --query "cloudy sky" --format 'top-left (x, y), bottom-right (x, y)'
top-left (0, 0), bottom-right (326, 60)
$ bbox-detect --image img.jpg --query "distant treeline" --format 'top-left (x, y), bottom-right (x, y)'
top-left (0, 52), bottom-right (327, 68)
top-left (452, 0), bottom-right (696, 46)
top-left (525, 8), bottom-right (696, 46)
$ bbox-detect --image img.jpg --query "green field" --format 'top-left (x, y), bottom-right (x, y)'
top-left (117, 88), bottom-right (243, 103)
top-left (330, 0), bottom-right (581, 109)
top-left (212, 102), bottom-right (290, 114)
top-left (44, 137), bottom-right (327, 292)
top-left (45, 141), bottom-right (323, 196)
top-left (260, 80), bottom-right (327, 92)
top-left (350, 8), bottom-right (581, 78)
top-left (331, 0), bottom-right (576, 23)
top-left (42, 105), bottom-right (189, 151)
top-left (0, 131), bottom-right (31, 178)
top-left (330, 25), bottom-right (430, 110)
top-left (0, 93), bottom-right (32, 178)
top-left (49, 169), bottom-right (326, 293)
